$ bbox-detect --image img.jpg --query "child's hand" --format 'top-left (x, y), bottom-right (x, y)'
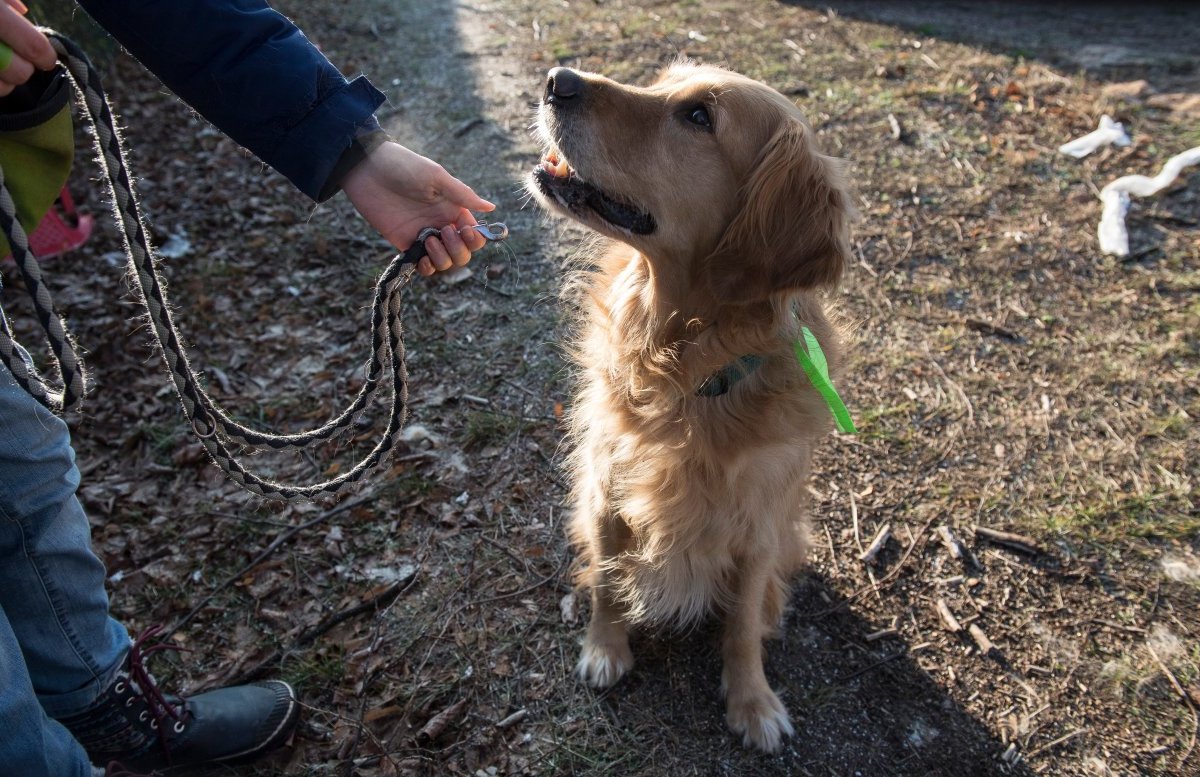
top-left (340, 141), bottom-right (496, 277)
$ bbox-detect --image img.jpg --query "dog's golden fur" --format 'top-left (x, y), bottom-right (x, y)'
top-left (529, 61), bottom-right (852, 751)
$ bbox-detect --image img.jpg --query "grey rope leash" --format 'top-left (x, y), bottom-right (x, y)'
top-left (0, 154), bottom-right (88, 412)
top-left (0, 32), bottom-right (505, 501)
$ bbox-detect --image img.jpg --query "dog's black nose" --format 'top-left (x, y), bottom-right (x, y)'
top-left (546, 67), bottom-right (584, 104)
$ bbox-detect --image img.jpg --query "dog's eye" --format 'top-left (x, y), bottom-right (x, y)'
top-left (685, 104), bottom-right (713, 131)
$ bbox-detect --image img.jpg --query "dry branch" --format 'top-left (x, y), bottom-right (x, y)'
top-left (973, 525), bottom-right (1043, 555)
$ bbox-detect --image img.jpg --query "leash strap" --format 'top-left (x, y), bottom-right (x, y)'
top-left (793, 326), bottom-right (856, 434)
top-left (0, 31), bottom-right (434, 501)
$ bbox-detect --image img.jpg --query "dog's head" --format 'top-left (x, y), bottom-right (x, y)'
top-left (530, 61), bottom-right (851, 305)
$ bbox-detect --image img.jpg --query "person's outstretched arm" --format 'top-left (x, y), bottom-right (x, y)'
top-left (70, 0), bottom-right (494, 273)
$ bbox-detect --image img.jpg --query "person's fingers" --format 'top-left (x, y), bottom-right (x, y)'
top-left (451, 211), bottom-right (486, 250)
top-left (439, 225), bottom-right (472, 267)
top-left (0, 4), bottom-right (55, 70)
top-left (424, 236), bottom-right (454, 272)
top-left (0, 80), bottom-right (13, 96)
top-left (416, 256), bottom-right (435, 277)
top-left (438, 171), bottom-right (495, 213)
top-left (0, 51), bottom-right (34, 85)
top-left (457, 224), bottom-right (486, 252)
top-left (2, 1), bottom-right (29, 15)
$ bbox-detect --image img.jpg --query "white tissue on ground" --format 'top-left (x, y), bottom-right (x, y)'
top-left (1058, 115), bottom-right (1131, 158)
top-left (1098, 146), bottom-right (1200, 256)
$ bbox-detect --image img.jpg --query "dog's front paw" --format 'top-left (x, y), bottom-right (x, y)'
top-left (576, 638), bottom-right (634, 688)
top-left (725, 687), bottom-right (794, 752)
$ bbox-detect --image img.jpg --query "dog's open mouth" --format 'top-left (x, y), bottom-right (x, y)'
top-left (533, 149), bottom-right (656, 235)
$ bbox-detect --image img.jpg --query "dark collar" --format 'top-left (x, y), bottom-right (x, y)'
top-left (696, 355), bottom-right (765, 397)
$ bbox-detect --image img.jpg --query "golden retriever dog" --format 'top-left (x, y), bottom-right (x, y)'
top-left (528, 61), bottom-right (852, 752)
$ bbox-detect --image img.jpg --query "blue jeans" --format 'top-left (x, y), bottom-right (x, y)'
top-left (0, 359), bottom-right (131, 777)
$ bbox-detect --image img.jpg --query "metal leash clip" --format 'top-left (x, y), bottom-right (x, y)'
top-left (467, 221), bottom-right (509, 242)
top-left (401, 221), bottom-right (509, 266)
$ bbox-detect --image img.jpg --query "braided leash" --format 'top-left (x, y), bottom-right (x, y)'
top-left (0, 149), bottom-right (88, 412)
top-left (0, 32), bottom-right (447, 501)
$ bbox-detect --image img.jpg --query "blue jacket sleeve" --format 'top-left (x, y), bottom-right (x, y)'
top-left (74, 0), bottom-right (386, 201)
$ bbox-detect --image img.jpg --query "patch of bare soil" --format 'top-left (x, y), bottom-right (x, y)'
top-left (5, 1), bottom-right (1197, 776)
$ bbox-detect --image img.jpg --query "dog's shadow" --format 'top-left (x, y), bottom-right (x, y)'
top-left (570, 572), bottom-right (1033, 777)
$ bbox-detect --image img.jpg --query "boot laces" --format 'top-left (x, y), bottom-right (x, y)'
top-left (122, 625), bottom-right (193, 759)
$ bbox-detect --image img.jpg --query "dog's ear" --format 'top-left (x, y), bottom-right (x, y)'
top-left (704, 120), bottom-right (851, 304)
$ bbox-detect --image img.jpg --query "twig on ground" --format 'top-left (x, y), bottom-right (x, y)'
top-left (937, 525), bottom-right (964, 559)
top-left (936, 598), bottom-right (963, 632)
top-left (837, 647), bottom-right (908, 683)
top-left (1026, 728), bottom-right (1088, 759)
top-left (865, 627), bottom-right (899, 642)
top-left (974, 525), bottom-right (1043, 555)
top-left (851, 488), bottom-right (863, 556)
top-left (859, 522), bottom-right (892, 564)
top-left (968, 623), bottom-right (1001, 659)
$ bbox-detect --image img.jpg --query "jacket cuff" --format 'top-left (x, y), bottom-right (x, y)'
top-left (316, 116), bottom-right (391, 202)
top-left (271, 75), bottom-right (386, 201)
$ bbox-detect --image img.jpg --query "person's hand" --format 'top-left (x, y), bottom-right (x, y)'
top-left (340, 141), bottom-right (496, 277)
top-left (0, 0), bottom-right (56, 97)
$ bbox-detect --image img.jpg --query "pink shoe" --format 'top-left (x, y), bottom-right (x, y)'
top-left (2, 185), bottom-right (94, 263)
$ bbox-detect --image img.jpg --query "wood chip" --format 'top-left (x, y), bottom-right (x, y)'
top-left (973, 525), bottom-right (1042, 555)
top-left (935, 598), bottom-right (963, 632)
top-left (859, 522), bottom-right (892, 564)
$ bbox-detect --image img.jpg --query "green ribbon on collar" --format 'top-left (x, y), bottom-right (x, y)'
top-left (793, 327), bottom-right (856, 434)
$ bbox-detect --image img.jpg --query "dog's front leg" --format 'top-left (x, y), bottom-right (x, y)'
top-left (721, 563), bottom-right (794, 752)
top-left (577, 515), bottom-right (634, 688)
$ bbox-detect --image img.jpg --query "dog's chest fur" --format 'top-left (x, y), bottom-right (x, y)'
top-left (566, 254), bottom-right (827, 625)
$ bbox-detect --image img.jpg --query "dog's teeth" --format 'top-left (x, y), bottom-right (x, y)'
top-left (542, 152), bottom-right (572, 179)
